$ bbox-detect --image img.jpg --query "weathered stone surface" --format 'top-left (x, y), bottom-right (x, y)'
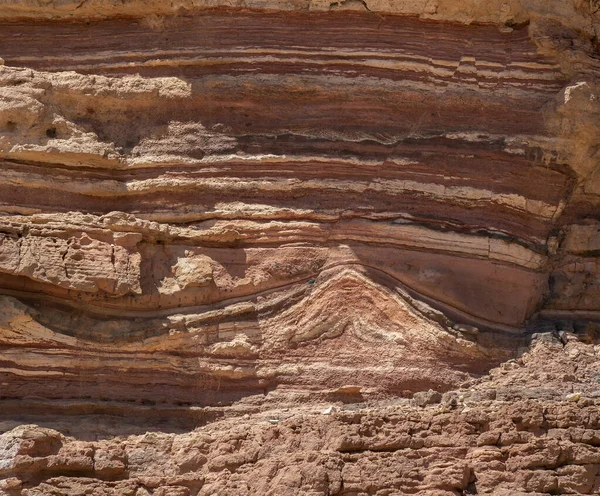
top-left (0, 339), bottom-right (598, 495)
top-left (0, 0), bottom-right (599, 493)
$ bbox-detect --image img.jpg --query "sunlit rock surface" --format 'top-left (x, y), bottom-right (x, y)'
top-left (0, 0), bottom-right (599, 494)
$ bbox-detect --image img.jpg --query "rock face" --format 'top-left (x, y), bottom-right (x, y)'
top-left (0, 0), bottom-right (599, 494)
top-left (1, 338), bottom-right (600, 495)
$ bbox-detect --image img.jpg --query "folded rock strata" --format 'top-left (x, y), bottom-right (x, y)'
top-left (0, 0), bottom-right (599, 494)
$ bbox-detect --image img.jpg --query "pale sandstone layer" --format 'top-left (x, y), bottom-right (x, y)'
top-left (0, 0), bottom-right (599, 494)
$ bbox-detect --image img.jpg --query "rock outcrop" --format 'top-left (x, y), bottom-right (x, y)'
top-left (0, 0), bottom-right (599, 494)
top-left (1, 337), bottom-right (600, 495)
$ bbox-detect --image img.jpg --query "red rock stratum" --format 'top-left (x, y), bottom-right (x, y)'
top-left (0, 0), bottom-right (599, 494)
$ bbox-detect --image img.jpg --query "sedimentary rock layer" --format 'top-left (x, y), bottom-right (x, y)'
top-left (0, 0), bottom-right (598, 392)
top-left (0, 1), bottom-right (599, 494)
top-left (1, 336), bottom-right (600, 495)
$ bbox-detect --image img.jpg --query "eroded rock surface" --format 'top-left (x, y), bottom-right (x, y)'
top-left (0, 0), bottom-right (599, 494)
top-left (1, 338), bottom-right (600, 495)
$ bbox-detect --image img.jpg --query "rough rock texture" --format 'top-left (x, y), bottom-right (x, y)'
top-left (1, 337), bottom-right (600, 495)
top-left (0, 0), bottom-right (599, 494)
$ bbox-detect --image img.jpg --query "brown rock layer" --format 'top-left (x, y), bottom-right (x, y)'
top-left (1, 337), bottom-right (600, 495)
top-left (0, 0), bottom-right (599, 494)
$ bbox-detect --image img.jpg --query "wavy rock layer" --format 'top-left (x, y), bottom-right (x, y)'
top-left (0, 1), bottom-right (599, 494)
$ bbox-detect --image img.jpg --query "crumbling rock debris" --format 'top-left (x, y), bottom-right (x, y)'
top-left (413, 389), bottom-right (443, 407)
